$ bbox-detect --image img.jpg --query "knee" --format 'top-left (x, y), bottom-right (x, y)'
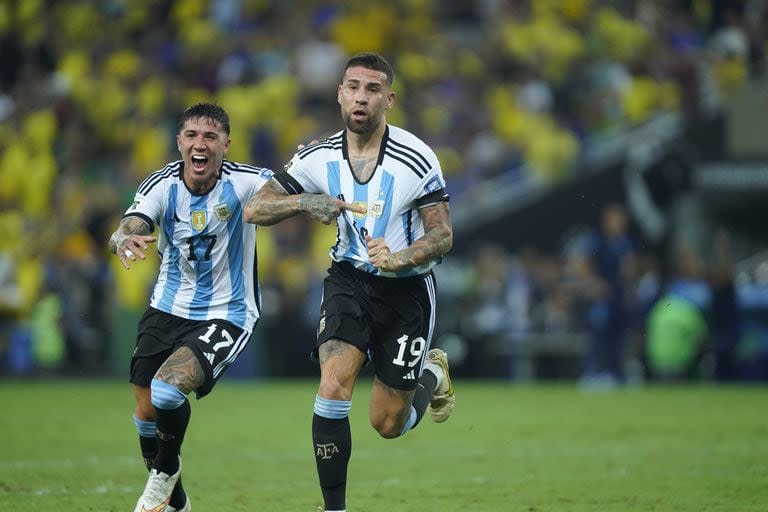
top-left (133, 386), bottom-right (155, 421)
top-left (150, 378), bottom-right (187, 410)
top-left (135, 402), bottom-right (155, 421)
top-left (370, 412), bottom-right (404, 439)
top-left (318, 372), bottom-right (355, 401)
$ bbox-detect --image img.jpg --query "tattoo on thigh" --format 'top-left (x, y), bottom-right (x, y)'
top-left (318, 339), bottom-right (354, 365)
top-left (374, 378), bottom-right (415, 403)
top-left (372, 378), bottom-right (415, 423)
top-left (155, 346), bottom-right (205, 394)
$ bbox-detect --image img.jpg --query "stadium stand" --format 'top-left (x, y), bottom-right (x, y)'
top-left (0, 0), bottom-right (766, 382)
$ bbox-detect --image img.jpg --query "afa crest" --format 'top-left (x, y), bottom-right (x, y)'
top-left (214, 203), bottom-right (231, 221)
top-left (318, 315), bottom-right (326, 335)
top-left (368, 199), bottom-right (384, 218)
top-left (191, 210), bottom-right (207, 232)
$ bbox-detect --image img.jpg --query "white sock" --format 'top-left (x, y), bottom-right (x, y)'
top-left (424, 361), bottom-right (445, 393)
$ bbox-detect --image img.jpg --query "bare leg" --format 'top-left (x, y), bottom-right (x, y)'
top-left (132, 383), bottom-right (188, 508)
top-left (313, 339), bottom-right (365, 512)
top-left (151, 346), bottom-right (203, 475)
top-left (369, 378), bottom-right (416, 438)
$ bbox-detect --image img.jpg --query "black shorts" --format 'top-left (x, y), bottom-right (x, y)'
top-left (315, 261), bottom-right (437, 390)
top-left (130, 307), bottom-right (252, 398)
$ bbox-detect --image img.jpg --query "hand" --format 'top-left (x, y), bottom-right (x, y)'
top-left (366, 235), bottom-right (398, 272)
top-left (299, 194), bottom-right (367, 224)
top-left (115, 234), bottom-right (157, 269)
top-left (297, 139), bottom-right (320, 150)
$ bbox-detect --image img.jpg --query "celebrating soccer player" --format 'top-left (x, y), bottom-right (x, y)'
top-left (245, 53), bottom-right (455, 512)
top-left (109, 103), bottom-right (273, 512)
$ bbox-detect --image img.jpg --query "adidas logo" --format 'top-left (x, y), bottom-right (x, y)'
top-left (204, 352), bottom-right (215, 365)
top-left (402, 370), bottom-right (416, 380)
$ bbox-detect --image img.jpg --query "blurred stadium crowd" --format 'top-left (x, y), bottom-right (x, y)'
top-left (1, 0), bottom-right (767, 382)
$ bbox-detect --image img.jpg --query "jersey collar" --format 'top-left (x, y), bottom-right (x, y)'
top-left (180, 160), bottom-right (224, 196)
top-left (342, 125), bottom-right (389, 183)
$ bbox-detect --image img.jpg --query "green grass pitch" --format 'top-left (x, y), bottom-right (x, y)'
top-left (1, 379), bottom-right (766, 511)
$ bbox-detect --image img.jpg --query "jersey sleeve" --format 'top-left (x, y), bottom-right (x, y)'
top-left (123, 178), bottom-right (166, 233)
top-left (235, 162), bottom-right (274, 197)
top-left (273, 150), bottom-right (323, 195)
top-left (254, 169), bottom-right (274, 195)
top-left (414, 152), bottom-right (450, 209)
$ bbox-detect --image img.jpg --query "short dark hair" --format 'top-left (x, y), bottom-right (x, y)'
top-left (178, 103), bottom-right (230, 135)
top-left (342, 53), bottom-right (394, 86)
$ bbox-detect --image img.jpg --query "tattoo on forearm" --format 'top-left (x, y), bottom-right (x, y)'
top-left (108, 217), bottom-right (151, 253)
top-left (392, 230), bottom-right (451, 268)
top-left (245, 194), bottom-right (259, 213)
top-left (245, 180), bottom-right (301, 225)
top-left (299, 194), bottom-right (340, 223)
top-left (123, 216), bottom-right (152, 236)
top-left (155, 346), bottom-right (204, 395)
top-left (389, 204), bottom-right (452, 269)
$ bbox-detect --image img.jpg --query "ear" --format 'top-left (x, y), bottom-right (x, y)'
top-left (176, 134), bottom-right (181, 152)
top-left (224, 138), bottom-right (231, 153)
top-left (337, 84), bottom-right (343, 106)
top-left (386, 90), bottom-right (396, 110)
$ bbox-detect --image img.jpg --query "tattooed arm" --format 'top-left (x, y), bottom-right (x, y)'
top-left (367, 202), bottom-right (453, 272)
top-left (244, 179), bottom-right (366, 226)
top-left (108, 216), bottom-right (157, 270)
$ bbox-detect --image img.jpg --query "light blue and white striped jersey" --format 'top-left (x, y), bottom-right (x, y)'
top-left (123, 160), bottom-right (273, 330)
top-left (274, 125), bottom-right (449, 277)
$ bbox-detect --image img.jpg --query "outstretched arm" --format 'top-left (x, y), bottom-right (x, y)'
top-left (108, 216), bottom-right (157, 270)
top-left (244, 179), bottom-right (366, 226)
top-left (367, 202), bottom-right (453, 272)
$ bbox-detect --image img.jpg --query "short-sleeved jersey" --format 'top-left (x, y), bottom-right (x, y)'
top-left (123, 160), bottom-right (273, 331)
top-left (273, 125), bottom-right (449, 277)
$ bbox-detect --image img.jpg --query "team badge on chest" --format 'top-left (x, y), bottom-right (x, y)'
top-left (214, 203), bottom-right (231, 221)
top-left (191, 210), bottom-right (207, 232)
top-left (369, 199), bottom-right (385, 218)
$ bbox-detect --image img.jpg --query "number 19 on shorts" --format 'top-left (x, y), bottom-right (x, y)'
top-left (392, 335), bottom-right (426, 367)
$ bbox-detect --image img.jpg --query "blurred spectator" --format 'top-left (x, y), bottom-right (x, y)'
top-left (572, 203), bottom-right (637, 387)
top-left (646, 239), bottom-right (712, 379)
top-left (461, 244), bottom-right (529, 377)
top-left (733, 248), bottom-right (768, 380)
top-left (708, 229), bottom-right (743, 380)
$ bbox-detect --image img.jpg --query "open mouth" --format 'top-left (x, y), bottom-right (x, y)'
top-left (191, 155), bottom-right (208, 171)
top-left (352, 109), bottom-right (367, 120)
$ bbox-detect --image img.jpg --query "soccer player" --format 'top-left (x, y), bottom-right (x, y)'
top-left (108, 103), bottom-right (272, 512)
top-left (244, 53), bottom-right (455, 512)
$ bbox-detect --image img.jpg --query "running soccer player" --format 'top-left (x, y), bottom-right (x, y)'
top-left (108, 103), bottom-right (273, 512)
top-left (244, 53), bottom-right (455, 512)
